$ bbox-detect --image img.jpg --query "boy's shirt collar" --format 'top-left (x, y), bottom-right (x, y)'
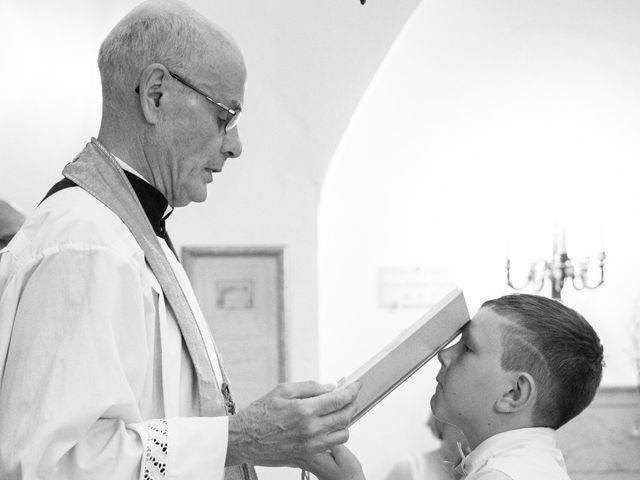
top-left (457, 427), bottom-right (559, 477)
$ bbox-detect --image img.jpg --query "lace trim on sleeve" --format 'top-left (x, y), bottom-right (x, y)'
top-left (143, 419), bottom-right (168, 480)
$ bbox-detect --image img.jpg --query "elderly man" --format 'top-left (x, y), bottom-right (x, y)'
top-left (0, 1), bottom-right (359, 479)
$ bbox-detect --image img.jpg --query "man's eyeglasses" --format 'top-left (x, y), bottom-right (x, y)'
top-left (135, 71), bottom-right (242, 133)
top-left (168, 71), bottom-right (241, 133)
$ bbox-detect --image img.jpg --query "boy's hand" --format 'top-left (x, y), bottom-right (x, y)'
top-left (303, 445), bottom-right (366, 480)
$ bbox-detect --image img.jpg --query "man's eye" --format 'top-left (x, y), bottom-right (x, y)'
top-left (463, 344), bottom-right (472, 352)
top-left (215, 114), bottom-right (227, 130)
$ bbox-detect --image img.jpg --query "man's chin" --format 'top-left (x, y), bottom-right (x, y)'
top-left (191, 194), bottom-right (207, 204)
top-left (176, 189), bottom-right (207, 207)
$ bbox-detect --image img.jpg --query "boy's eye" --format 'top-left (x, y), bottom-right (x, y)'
top-left (463, 344), bottom-right (472, 353)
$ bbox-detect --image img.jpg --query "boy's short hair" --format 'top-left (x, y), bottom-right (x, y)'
top-left (481, 294), bottom-right (604, 429)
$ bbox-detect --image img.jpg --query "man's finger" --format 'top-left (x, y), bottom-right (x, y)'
top-left (318, 400), bottom-right (358, 432)
top-left (322, 427), bottom-right (350, 446)
top-left (310, 381), bottom-right (361, 416)
top-left (281, 380), bottom-right (336, 399)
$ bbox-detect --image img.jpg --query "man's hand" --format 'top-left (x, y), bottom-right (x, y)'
top-left (226, 381), bottom-right (361, 467)
top-left (303, 445), bottom-right (366, 480)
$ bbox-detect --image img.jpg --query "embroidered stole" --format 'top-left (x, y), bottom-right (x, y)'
top-left (63, 139), bottom-right (257, 480)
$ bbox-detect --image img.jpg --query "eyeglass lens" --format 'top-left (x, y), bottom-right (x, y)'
top-left (225, 110), bottom-right (241, 132)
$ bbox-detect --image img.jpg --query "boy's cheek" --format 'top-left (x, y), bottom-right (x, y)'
top-left (429, 389), bottom-right (442, 415)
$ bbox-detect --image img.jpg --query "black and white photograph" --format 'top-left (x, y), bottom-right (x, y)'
top-left (1, 1), bottom-right (639, 480)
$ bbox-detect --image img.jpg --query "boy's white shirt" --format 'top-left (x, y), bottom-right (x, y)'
top-left (460, 427), bottom-right (570, 480)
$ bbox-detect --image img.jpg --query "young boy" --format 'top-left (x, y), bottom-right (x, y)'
top-left (304, 294), bottom-right (604, 480)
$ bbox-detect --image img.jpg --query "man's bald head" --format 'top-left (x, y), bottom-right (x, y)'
top-left (98, 0), bottom-right (244, 110)
top-left (97, 0), bottom-right (246, 207)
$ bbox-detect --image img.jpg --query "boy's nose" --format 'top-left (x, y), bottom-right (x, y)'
top-left (438, 344), bottom-right (452, 366)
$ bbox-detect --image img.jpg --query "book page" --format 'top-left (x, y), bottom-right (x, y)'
top-left (339, 289), bottom-right (470, 424)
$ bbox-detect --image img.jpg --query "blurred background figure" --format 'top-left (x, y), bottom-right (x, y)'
top-left (0, 200), bottom-right (25, 249)
top-left (384, 415), bottom-right (468, 480)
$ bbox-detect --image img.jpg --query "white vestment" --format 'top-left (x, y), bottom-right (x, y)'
top-left (0, 179), bottom-right (229, 480)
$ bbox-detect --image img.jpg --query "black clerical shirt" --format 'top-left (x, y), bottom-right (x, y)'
top-left (42, 171), bottom-right (177, 256)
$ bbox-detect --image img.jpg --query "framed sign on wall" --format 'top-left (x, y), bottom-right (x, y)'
top-left (182, 246), bottom-right (286, 409)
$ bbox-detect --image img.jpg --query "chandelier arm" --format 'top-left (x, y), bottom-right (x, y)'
top-left (571, 275), bottom-right (585, 291)
top-left (531, 259), bottom-right (548, 292)
top-left (506, 276), bottom-right (533, 291)
top-left (573, 257), bottom-right (605, 289)
top-left (533, 277), bottom-right (546, 293)
top-left (506, 261), bottom-right (536, 290)
top-left (580, 271), bottom-right (605, 290)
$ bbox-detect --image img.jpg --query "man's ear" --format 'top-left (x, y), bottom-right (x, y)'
top-left (496, 372), bottom-right (535, 413)
top-left (137, 63), bottom-right (169, 124)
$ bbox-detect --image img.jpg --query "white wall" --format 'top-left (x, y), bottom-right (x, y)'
top-left (320, 1), bottom-right (640, 478)
top-left (0, 0), bottom-right (420, 377)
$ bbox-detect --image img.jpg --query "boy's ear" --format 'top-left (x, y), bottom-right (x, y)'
top-left (496, 372), bottom-right (535, 413)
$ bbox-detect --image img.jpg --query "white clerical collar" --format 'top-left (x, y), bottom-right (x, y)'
top-left (113, 156), bottom-right (149, 184)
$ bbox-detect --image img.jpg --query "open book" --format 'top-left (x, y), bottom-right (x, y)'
top-left (338, 289), bottom-right (470, 424)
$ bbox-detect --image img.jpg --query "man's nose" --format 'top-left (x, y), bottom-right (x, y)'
top-left (222, 127), bottom-right (242, 158)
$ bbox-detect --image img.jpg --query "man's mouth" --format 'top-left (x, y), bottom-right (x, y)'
top-left (204, 167), bottom-right (221, 181)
